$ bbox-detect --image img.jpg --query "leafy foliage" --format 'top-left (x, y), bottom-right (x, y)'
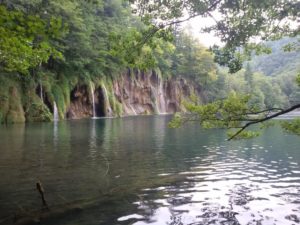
top-left (170, 92), bottom-right (254, 129)
top-left (170, 85), bottom-right (300, 140)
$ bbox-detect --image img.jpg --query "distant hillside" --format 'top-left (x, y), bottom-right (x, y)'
top-left (250, 37), bottom-right (300, 77)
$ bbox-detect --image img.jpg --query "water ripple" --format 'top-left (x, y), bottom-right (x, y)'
top-left (119, 145), bottom-right (300, 225)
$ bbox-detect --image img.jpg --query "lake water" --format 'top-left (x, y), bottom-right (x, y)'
top-left (0, 115), bottom-right (299, 225)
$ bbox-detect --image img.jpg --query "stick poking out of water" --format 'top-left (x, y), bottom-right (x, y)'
top-left (36, 181), bottom-right (49, 209)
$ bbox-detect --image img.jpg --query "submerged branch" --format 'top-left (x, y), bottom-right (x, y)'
top-left (36, 181), bottom-right (49, 210)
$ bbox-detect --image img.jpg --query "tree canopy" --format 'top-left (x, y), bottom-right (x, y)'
top-left (130, 0), bottom-right (299, 72)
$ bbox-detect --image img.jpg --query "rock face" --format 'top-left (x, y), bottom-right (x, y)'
top-left (6, 87), bottom-right (26, 123)
top-left (67, 85), bottom-right (93, 119)
top-left (67, 70), bottom-right (204, 119)
top-left (113, 70), bottom-right (202, 115)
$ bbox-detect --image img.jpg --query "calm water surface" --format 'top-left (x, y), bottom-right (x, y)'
top-left (0, 115), bottom-right (299, 225)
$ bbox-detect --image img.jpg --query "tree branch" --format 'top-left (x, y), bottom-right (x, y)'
top-left (227, 104), bottom-right (300, 141)
top-left (243, 107), bottom-right (283, 115)
top-left (161, 0), bottom-right (222, 28)
top-left (136, 0), bottom-right (222, 48)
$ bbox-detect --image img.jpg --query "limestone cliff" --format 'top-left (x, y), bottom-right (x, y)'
top-left (112, 70), bottom-right (203, 116)
top-left (66, 70), bottom-right (204, 119)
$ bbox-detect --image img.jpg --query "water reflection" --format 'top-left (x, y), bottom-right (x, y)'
top-left (53, 121), bottom-right (59, 151)
top-left (89, 119), bottom-right (97, 163)
top-left (152, 115), bottom-right (166, 151)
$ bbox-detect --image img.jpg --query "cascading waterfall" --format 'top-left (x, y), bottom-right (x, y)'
top-left (158, 79), bottom-right (166, 114)
top-left (151, 85), bottom-right (160, 114)
top-left (101, 84), bottom-right (113, 116)
top-left (90, 82), bottom-right (96, 118)
top-left (53, 102), bottom-right (59, 121)
top-left (40, 82), bottom-right (43, 103)
top-left (128, 81), bottom-right (137, 115)
top-left (152, 74), bottom-right (167, 114)
top-left (129, 104), bottom-right (137, 115)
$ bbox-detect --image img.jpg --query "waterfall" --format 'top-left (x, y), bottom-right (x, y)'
top-left (129, 103), bottom-right (137, 115)
top-left (90, 82), bottom-right (96, 118)
top-left (152, 74), bottom-right (166, 114)
top-left (151, 86), bottom-right (160, 114)
top-left (40, 82), bottom-right (43, 103)
top-left (128, 84), bottom-right (137, 115)
top-left (158, 80), bottom-right (166, 114)
top-left (127, 88), bottom-right (137, 115)
top-left (102, 84), bottom-right (113, 116)
top-left (53, 102), bottom-right (59, 121)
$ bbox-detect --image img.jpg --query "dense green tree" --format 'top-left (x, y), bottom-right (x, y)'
top-left (0, 5), bottom-right (65, 74)
top-left (171, 31), bottom-right (217, 82)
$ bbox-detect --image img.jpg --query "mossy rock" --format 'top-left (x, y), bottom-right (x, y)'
top-left (0, 112), bottom-right (2, 123)
top-left (114, 100), bottom-right (123, 117)
top-left (6, 110), bottom-right (25, 123)
top-left (3, 87), bottom-right (26, 123)
top-left (0, 96), bottom-right (9, 123)
top-left (0, 77), bottom-right (11, 123)
top-left (25, 103), bottom-right (52, 122)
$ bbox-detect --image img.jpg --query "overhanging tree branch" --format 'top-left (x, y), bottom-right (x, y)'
top-left (136, 0), bottom-right (222, 48)
top-left (227, 103), bottom-right (300, 140)
top-left (244, 108), bottom-right (283, 115)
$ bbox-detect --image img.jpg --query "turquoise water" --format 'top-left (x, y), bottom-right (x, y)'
top-left (0, 115), bottom-right (299, 225)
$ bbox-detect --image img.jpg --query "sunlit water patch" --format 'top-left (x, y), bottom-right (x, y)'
top-left (120, 145), bottom-right (300, 225)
